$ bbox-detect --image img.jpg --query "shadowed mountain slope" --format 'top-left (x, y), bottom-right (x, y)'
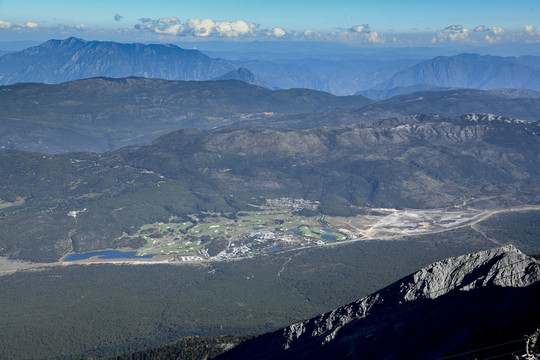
top-left (354, 88), bottom-right (540, 121)
top-left (217, 245), bottom-right (540, 360)
top-left (0, 77), bottom-right (372, 153)
top-left (223, 88), bottom-right (540, 130)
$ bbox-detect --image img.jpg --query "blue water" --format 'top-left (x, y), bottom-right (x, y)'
top-left (252, 227), bottom-right (264, 230)
top-left (322, 228), bottom-right (335, 233)
top-left (321, 234), bottom-right (338, 241)
top-left (266, 244), bottom-right (283, 252)
top-left (64, 250), bottom-right (156, 262)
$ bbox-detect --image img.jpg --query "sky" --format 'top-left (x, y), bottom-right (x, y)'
top-left (1, 0), bottom-right (540, 46)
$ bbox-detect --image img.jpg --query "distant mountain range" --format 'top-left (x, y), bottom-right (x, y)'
top-left (233, 57), bottom-right (421, 96)
top-left (372, 53), bottom-right (540, 93)
top-left (0, 37), bottom-right (235, 85)
top-left (3, 38), bottom-right (540, 96)
top-left (217, 245), bottom-right (540, 359)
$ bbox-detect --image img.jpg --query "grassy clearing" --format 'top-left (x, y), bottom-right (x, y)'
top-left (140, 224), bottom-right (156, 231)
top-left (142, 236), bottom-right (154, 249)
top-left (0, 197), bottom-right (25, 210)
top-left (175, 221), bottom-right (194, 233)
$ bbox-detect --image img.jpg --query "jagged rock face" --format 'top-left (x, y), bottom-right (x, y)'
top-left (217, 246), bottom-right (540, 360)
top-left (398, 244), bottom-right (540, 300)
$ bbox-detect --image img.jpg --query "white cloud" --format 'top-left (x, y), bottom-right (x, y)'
top-left (0, 20), bottom-right (40, 31)
top-left (136, 18), bottom-right (260, 38)
top-left (524, 24), bottom-right (540, 36)
top-left (351, 24), bottom-right (370, 33)
top-left (343, 24), bottom-right (385, 43)
top-left (154, 23), bottom-right (184, 36)
top-left (473, 25), bottom-right (504, 42)
top-left (333, 24), bottom-right (384, 43)
top-left (366, 31), bottom-right (384, 43)
top-left (264, 27), bottom-right (286, 37)
top-left (0, 20), bottom-right (12, 28)
top-left (13, 22), bottom-right (39, 29)
top-left (433, 24), bottom-right (470, 42)
top-left (474, 25), bottom-right (487, 32)
top-left (187, 18), bottom-right (215, 37)
top-left (474, 25), bottom-right (504, 35)
top-left (492, 27), bottom-right (504, 35)
top-left (446, 25), bottom-right (464, 32)
top-left (158, 17), bottom-right (180, 25)
top-left (64, 23), bottom-right (87, 29)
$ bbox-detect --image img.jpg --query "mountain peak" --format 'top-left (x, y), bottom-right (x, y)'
top-left (398, 244), bottom-right (537, 301)
top-left (214, 67), bottom-right (272, 88)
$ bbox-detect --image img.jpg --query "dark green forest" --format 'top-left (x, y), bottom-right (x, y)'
top-left (0, 228), bottom-right (505, 360)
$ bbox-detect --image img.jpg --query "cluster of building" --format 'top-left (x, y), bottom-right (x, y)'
top-left (265, 197), bottom-right (319, 211)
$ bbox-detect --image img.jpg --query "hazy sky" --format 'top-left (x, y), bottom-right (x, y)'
top-left (1, 0), bottom-right (539, 45)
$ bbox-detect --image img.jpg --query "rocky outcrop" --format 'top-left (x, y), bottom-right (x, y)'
top-left (217, 245), bottom-right (540, 359)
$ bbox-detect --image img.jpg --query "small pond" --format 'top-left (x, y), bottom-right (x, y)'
top-left (266, 244), bottom-right (283, 252)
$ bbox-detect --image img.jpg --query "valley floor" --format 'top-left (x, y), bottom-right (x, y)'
top-left (2, 205), bottom-right (539, 275)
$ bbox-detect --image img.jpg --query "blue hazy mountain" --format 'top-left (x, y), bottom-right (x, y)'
top-left (213, 67), bottom-right (273, 89)
top-left (374, 53), bottom-right (540, 91)
top-left (0, 37), bottom-right (235, 85)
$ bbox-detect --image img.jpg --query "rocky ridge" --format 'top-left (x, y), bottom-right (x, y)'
top-left (217, 245), bottom-right (540, 359)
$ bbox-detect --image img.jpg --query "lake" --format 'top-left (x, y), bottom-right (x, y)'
top-left (64, 250), bottom-right (156, 262)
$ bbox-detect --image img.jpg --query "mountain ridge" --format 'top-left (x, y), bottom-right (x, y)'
top-left (0, 37), bottom-right (235, 85)
top-left (0, 76), bottom-right (373, 153)
top-left (374, 53), bottom-right (540, 91)
top-left (217, 245), bottom-right (540, 359)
